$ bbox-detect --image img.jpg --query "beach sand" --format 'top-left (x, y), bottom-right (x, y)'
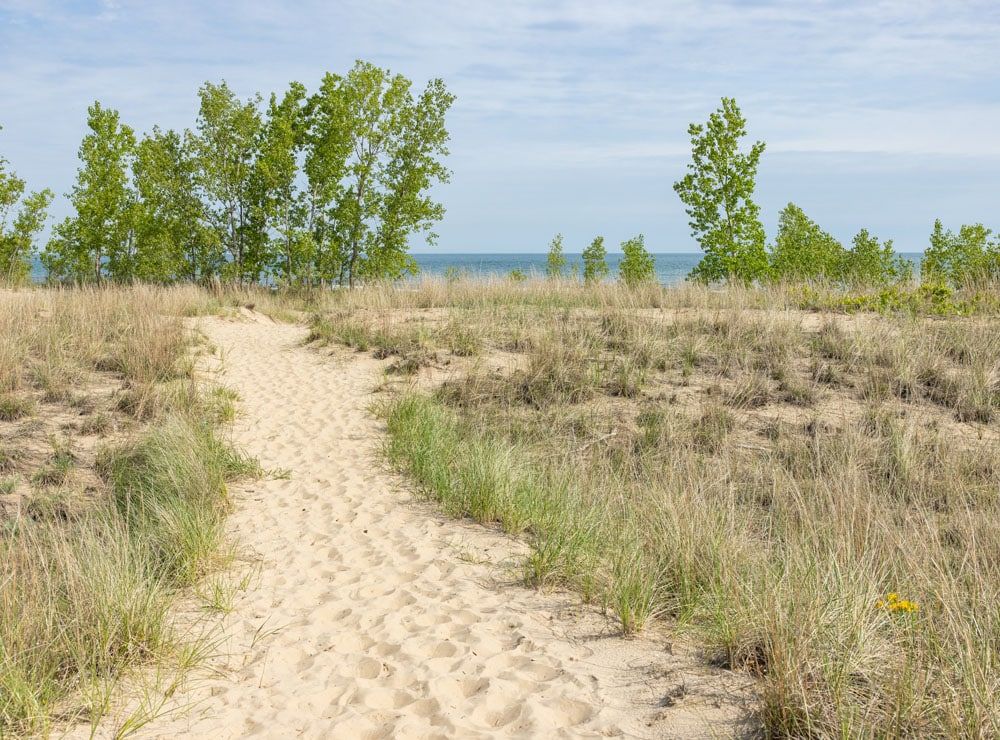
top-left (106, 313), bottom-right (753, 739)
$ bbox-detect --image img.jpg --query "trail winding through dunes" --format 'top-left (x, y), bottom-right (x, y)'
top-left (134, 315), bottom-right (752, 739)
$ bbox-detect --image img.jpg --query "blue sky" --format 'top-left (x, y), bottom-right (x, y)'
top-left (1, 0), bottom-right (999, 253)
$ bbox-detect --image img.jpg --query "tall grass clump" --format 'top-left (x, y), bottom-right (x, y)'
top-left (1, 415), bottom-right (253, 735)
top-left (0, 286), bottom-right (256, 736)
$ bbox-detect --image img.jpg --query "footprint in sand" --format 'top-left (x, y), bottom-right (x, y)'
top-left (75, 316), bottom-right (755, 740)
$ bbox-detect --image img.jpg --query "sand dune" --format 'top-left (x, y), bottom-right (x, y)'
top-left (113, 314), bottom-right (752, 738)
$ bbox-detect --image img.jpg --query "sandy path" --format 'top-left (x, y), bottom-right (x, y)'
top-left (130, 314), bottom-right (752, 739)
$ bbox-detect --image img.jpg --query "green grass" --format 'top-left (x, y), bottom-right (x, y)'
top-left (0, 287), bottom-right (259, 736)
top-left (1, 414), bottom-right (255, 735)
top-left (0, 394), bottom-right (35, 422)
top-left (385, 390), bottom-right (1000, 736)
top-left (371, 291), bottom-right (1000, 737)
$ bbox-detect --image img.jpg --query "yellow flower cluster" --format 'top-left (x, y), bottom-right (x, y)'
top-left (875, 592), bottom-right (919, 613)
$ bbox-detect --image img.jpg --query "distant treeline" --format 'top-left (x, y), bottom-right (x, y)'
top-left (2, 60), bottom-right (453, 287)
top-left (670, 98), bottom-right (1000, 287)
top-left (544, 98), bottom-right (1000, 288)
top-left (3, 87), bottom-right (999, 288)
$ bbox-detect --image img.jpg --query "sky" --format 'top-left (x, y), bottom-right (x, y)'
top-left (1, 0), bottom-right (999, 253)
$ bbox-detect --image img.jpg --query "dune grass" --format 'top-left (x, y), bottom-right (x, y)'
top-left (307, 277), bottom-right (1000, 737)
top-left (0, 286), bottom-right (256, 736)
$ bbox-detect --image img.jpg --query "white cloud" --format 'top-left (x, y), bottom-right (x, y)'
top-left (1, 0), bottom-right (999, 247)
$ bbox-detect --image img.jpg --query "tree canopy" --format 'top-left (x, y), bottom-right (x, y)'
top-left (37, 61), bottom-right (453, 286)
top-left (770, 203), bottom-right (845, 281)
top-left (618, 234), bottom-right (655, 286)
top-left (923, 220), bottom-right (1000, 287)
top-left (545, 233), bottom-right (566, 278)
top-left (674, 97), bottom-right (768, 284)
top-left (0, 130), bottom-right (52, 283)
top-left (582, 236), bottom-right (608, 282)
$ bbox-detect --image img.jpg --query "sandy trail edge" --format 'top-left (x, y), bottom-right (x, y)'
top-left (109, 314), bottom-right (755, 739)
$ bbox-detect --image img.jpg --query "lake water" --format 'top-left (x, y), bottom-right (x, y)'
top-left (410, 252), bottom-right (703, 284)
top-left (29, 252), bottom-right (925, 286)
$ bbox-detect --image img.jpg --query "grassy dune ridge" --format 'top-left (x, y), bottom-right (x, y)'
top-left (309, 277), bottom-right (1000, 737)
top-left (0, 287), bottom-right (257, 735)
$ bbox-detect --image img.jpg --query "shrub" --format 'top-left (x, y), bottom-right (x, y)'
top-left (618, 234), bottom-right (655, 286)
top-left (841, 228), bottom-right (912, 287)
top-left (770, 202), bottom-right (845, 281)
top-left (0, 393), bottom-right (35, 421)
top-left (545, 233), bottom-right (566, 278)
top-left (922, 220), bottom-right (1000, 287)
top-left (582, 236), bottom-right (609, 283)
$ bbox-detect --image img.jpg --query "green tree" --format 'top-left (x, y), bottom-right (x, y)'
top-left (770, 202), bottom-right (845, 281)
top-left (0, 137), bottom-right (52, 283)
top-left (842, 228), bottom-right (911, 286)
top-left (582, 235), bottom-right (609, 283)
top-left (257, 82), bottom-right (315, 285)
top-left (674, 98), bottom-right (768, 283)
top-left (305, 60), bottom-right (454, 287)
top-left (545, 233), bottom-right (566, 278)
top-left (43, 102), bottom-right (136, 283)
top-left (133, 127), bottom-right (218, 281)
top-left (922, 220), bottom-right (997, 287)
top-left (618, 234), bottom-right (655, 286)
top-left (193, 81), bottom-right (267, 284)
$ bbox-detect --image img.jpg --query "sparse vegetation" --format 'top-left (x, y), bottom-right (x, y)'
top-left (0, 286), bottom-right (255, 736)
top-left (308, 277), bottom-right (1000, 737)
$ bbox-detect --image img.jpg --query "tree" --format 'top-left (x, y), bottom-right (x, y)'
top-left (133, 127), bottom-right (218, 281)
top-left (842, 229), bottom-right (911, 286)
top-left (618, 234), bottom-right (655, 286)
top-left (0, 136), bottom-right (52, 282)
top-left (305, 60), bottom-right (454, 287)
top-left (582, 235), bottom-right (609, 283)
top-left (193, 81), bottom-right (267, 284)
top-left (674, 98), bottom-right (768, 283)
top-left (770, 203), bottom-right (845, 281)
top-left (257, 82), bottom-right (314, 285)
top-left (42, 102), bottom-right (136, 283)
top-left (545, 233), bottom-right (566, 278)
top-left (922, 220), bottom-right (997, 287)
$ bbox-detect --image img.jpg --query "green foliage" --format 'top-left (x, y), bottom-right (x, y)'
top-left (508, 268), bottom-right (527, 282)
top-left (193, 81), bottom-right (267, 284)
top-left (674, 98), bottom-right (768, 284)
top-left (618, 234), bottom-right (655, 286)
top-left (922, 219), bottom-right (1000, 287)
top-left (306, 61), bottom-right (454, 287)
top-left (794, 282), bottom-right (1000, 316)
top-left (259, 83), bottom-right (313, 286)
top-left (133, 127), bottom-right (217, 281)
top-left (0, 134), bottom-right (52, 283)
top-left (582, 235), bottom-right (609, 283)
top-left (770, 203), bottom-right (845, 281)
top-left (42, 103), bottom-right (136, 283)
top-left (841, 228), bottom-right (912, 287)
top-left (35, 62), bottom-right (452, 288)
top-left (545, 233), bottom-right (566, 278)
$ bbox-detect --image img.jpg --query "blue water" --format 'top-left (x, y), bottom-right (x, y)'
top-left (29, 252), bottom-right (925, 286)
top-left (410, 252), bottom-right (702, 285)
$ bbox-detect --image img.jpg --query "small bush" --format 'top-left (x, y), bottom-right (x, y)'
top-left (618, 234), bottom-right (656, 286)
top-left (725, 373), bottom-right (773, 408)
top-left (0, 394), bottom-right (35, 422)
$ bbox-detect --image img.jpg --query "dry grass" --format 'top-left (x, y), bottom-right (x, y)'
top-left (310, 278), bottom-right (1000, 737)
top-left (0, 286), bottom-right (256, 736)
